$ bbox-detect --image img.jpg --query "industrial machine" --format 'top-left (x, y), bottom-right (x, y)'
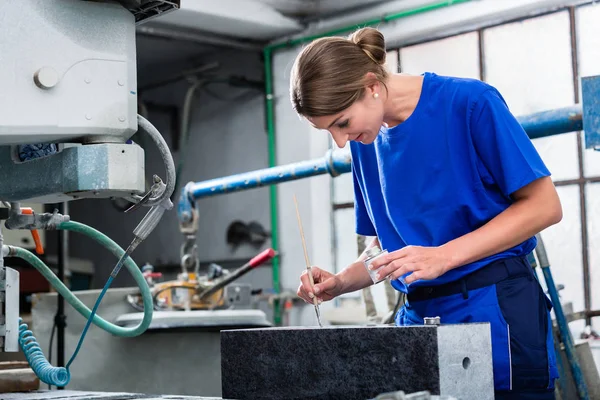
top-left (125, 247), bottom-right (276, 312)
top-left (0, 0), bottom-right (180, 390)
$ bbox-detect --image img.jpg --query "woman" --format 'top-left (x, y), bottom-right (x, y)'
top-left (292, 27), bottom-right (563, 399)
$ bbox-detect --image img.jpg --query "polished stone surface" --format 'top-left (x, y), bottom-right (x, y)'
top-left (221, 325), bottom-right (441, 400)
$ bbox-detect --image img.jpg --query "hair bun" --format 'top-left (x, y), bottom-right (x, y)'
top-left (350, 27), bottom-right (386, 65)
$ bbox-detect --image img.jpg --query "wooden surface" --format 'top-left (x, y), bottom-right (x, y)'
top-left (0, 361), bottom-right (40, 393)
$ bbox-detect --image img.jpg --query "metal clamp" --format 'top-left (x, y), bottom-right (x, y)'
top-left (4, 206), bottom-right (69, 231)
top-left (125, 175), bottom-right (166, 213)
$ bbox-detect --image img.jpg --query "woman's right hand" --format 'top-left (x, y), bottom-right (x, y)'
top-left (297, 266), bottom-right (343, 304)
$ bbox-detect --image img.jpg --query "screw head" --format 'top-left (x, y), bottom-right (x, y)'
top-left (34, 67), bottom-right (59, 89)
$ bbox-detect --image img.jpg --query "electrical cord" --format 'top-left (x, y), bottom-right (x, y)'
top-left (47, 320), bottom-right (56, 389)
top-left (174, 79), bottom-right (205, 197)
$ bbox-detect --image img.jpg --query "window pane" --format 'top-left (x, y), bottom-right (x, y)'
top-left (386, 50), bottom-right (399, 73)
top-left (576, 4), bottom-right (600, 176)
top-left (483, 11), bottom-right (578, 181)
top-left (333, 208), bottom-right (358, 275)
top-left (537, 185), bottom-right (585, 337)
top-left (332, 142), bottom-right (354, 204)
top-left (400, 32), bottom-right (480, 79)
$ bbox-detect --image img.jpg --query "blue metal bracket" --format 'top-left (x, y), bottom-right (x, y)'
top-left (177, 182), bottom-right (196, 226)
top-left (582, 75), bottom-right (600, 149)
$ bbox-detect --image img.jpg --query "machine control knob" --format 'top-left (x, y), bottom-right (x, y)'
top-left (33, 67), bottom-right (59, 89)
top-left (424, 316), bottom-right (441, 326)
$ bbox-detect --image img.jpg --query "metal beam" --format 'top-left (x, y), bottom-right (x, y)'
top-left (137, 25), bottom-right (265, 51)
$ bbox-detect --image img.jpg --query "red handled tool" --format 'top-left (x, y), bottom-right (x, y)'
top-left (197, 248), bottom-right (276, 301)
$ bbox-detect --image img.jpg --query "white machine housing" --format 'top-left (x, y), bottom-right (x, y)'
top-left (0, 0), bottom-right (138, 145)
top-left (0, 0), bottom-right (178, 352)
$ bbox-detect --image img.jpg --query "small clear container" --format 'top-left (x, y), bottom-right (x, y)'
top-left (363, 246), bottom-right (388, 284)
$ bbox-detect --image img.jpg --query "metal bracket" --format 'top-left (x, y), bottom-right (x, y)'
top-left (4, 208), bottom-right (69, 231)
top-left (582, 75), bottom-right (600, 149)
top-left (3, 267), bottom-right (19, 352)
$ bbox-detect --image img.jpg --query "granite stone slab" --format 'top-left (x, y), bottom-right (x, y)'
top-left (220, 324), bottom-right (493, 400)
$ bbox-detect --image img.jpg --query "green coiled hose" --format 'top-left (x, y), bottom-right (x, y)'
top-left (11, 220), bottom-right (154, 387)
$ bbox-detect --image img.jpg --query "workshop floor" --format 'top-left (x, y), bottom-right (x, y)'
top-left (0, 391), bottom-right (223, 400)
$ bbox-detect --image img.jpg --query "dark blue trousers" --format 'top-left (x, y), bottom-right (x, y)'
top-left (395, 256), bottom-right (558, 399)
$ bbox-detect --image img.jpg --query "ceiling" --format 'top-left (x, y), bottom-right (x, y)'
top-left (258, 0), bottom-right (396, 19)
top-left (134, 0), bottom-right (405, 76)
top-left (136, 0), bottom-right (398, 48)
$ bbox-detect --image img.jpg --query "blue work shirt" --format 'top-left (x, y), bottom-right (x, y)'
top-left (351, 72), bottom-right (550, 293)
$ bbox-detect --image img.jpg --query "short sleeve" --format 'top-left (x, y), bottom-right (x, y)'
top-left (352, 167), bottom-right (377, 236)
top-left (469, 88), bottom-right (551, 197)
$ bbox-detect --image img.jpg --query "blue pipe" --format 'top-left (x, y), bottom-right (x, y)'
top-left (527, 253), bottom-right (571, 398)
top-left (517, 105), bottom-right (582, 140)
top-left (187, 149), bottom-right (351, 200)
top-left (535, 234), bottom-right (589, 400)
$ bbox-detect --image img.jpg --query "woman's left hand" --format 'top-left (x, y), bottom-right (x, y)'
top-left (367, 245), bottom-right (455, 284)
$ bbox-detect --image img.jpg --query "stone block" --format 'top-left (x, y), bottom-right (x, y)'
top-left (221, 324), bottom-right (493, 400)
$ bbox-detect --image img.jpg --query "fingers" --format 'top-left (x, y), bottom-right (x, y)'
top-left (300, 268), bottom-right (316, 293)
top-left (297, 267), bottom-right (337, 304)
top-left (404, 270), bottom-right (423, 285)
top-left (368, 246), bottom-right (411, 270)
top-left (313, 273), bottom-right (337, 297)
top-left (374, 260), bottom-right (415, 281)
top-left (299, 267), bottom-right (322, 303)
top-left (296, 283), bottom-right (314, 304)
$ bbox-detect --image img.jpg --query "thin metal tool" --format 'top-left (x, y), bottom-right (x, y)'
top-left (293, 194), bottom-right (323, 327)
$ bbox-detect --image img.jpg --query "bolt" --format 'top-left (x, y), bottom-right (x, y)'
top-left (118, 79), bottom-right (124, 86)
top-left (34, 67), bottom-right (59, 89)
top-left (424, 316), bottom-right (441, 326)
top-left (85, 114), bottom-right (92, 120)
top-left (34, 70), bottom-right (56, 89)
top-left (119, 116), bottom-right (126, 122)
top-left (85, 77), bottom-right (91, 84)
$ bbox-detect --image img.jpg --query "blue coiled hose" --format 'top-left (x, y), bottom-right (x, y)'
top-left (18, 317), bottom-right (69, 387)
top-left (9, 221), bottom-right (154, 387)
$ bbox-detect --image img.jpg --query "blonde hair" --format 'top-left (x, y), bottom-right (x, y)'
top-left (290, 27), bottom-right (388, 118)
